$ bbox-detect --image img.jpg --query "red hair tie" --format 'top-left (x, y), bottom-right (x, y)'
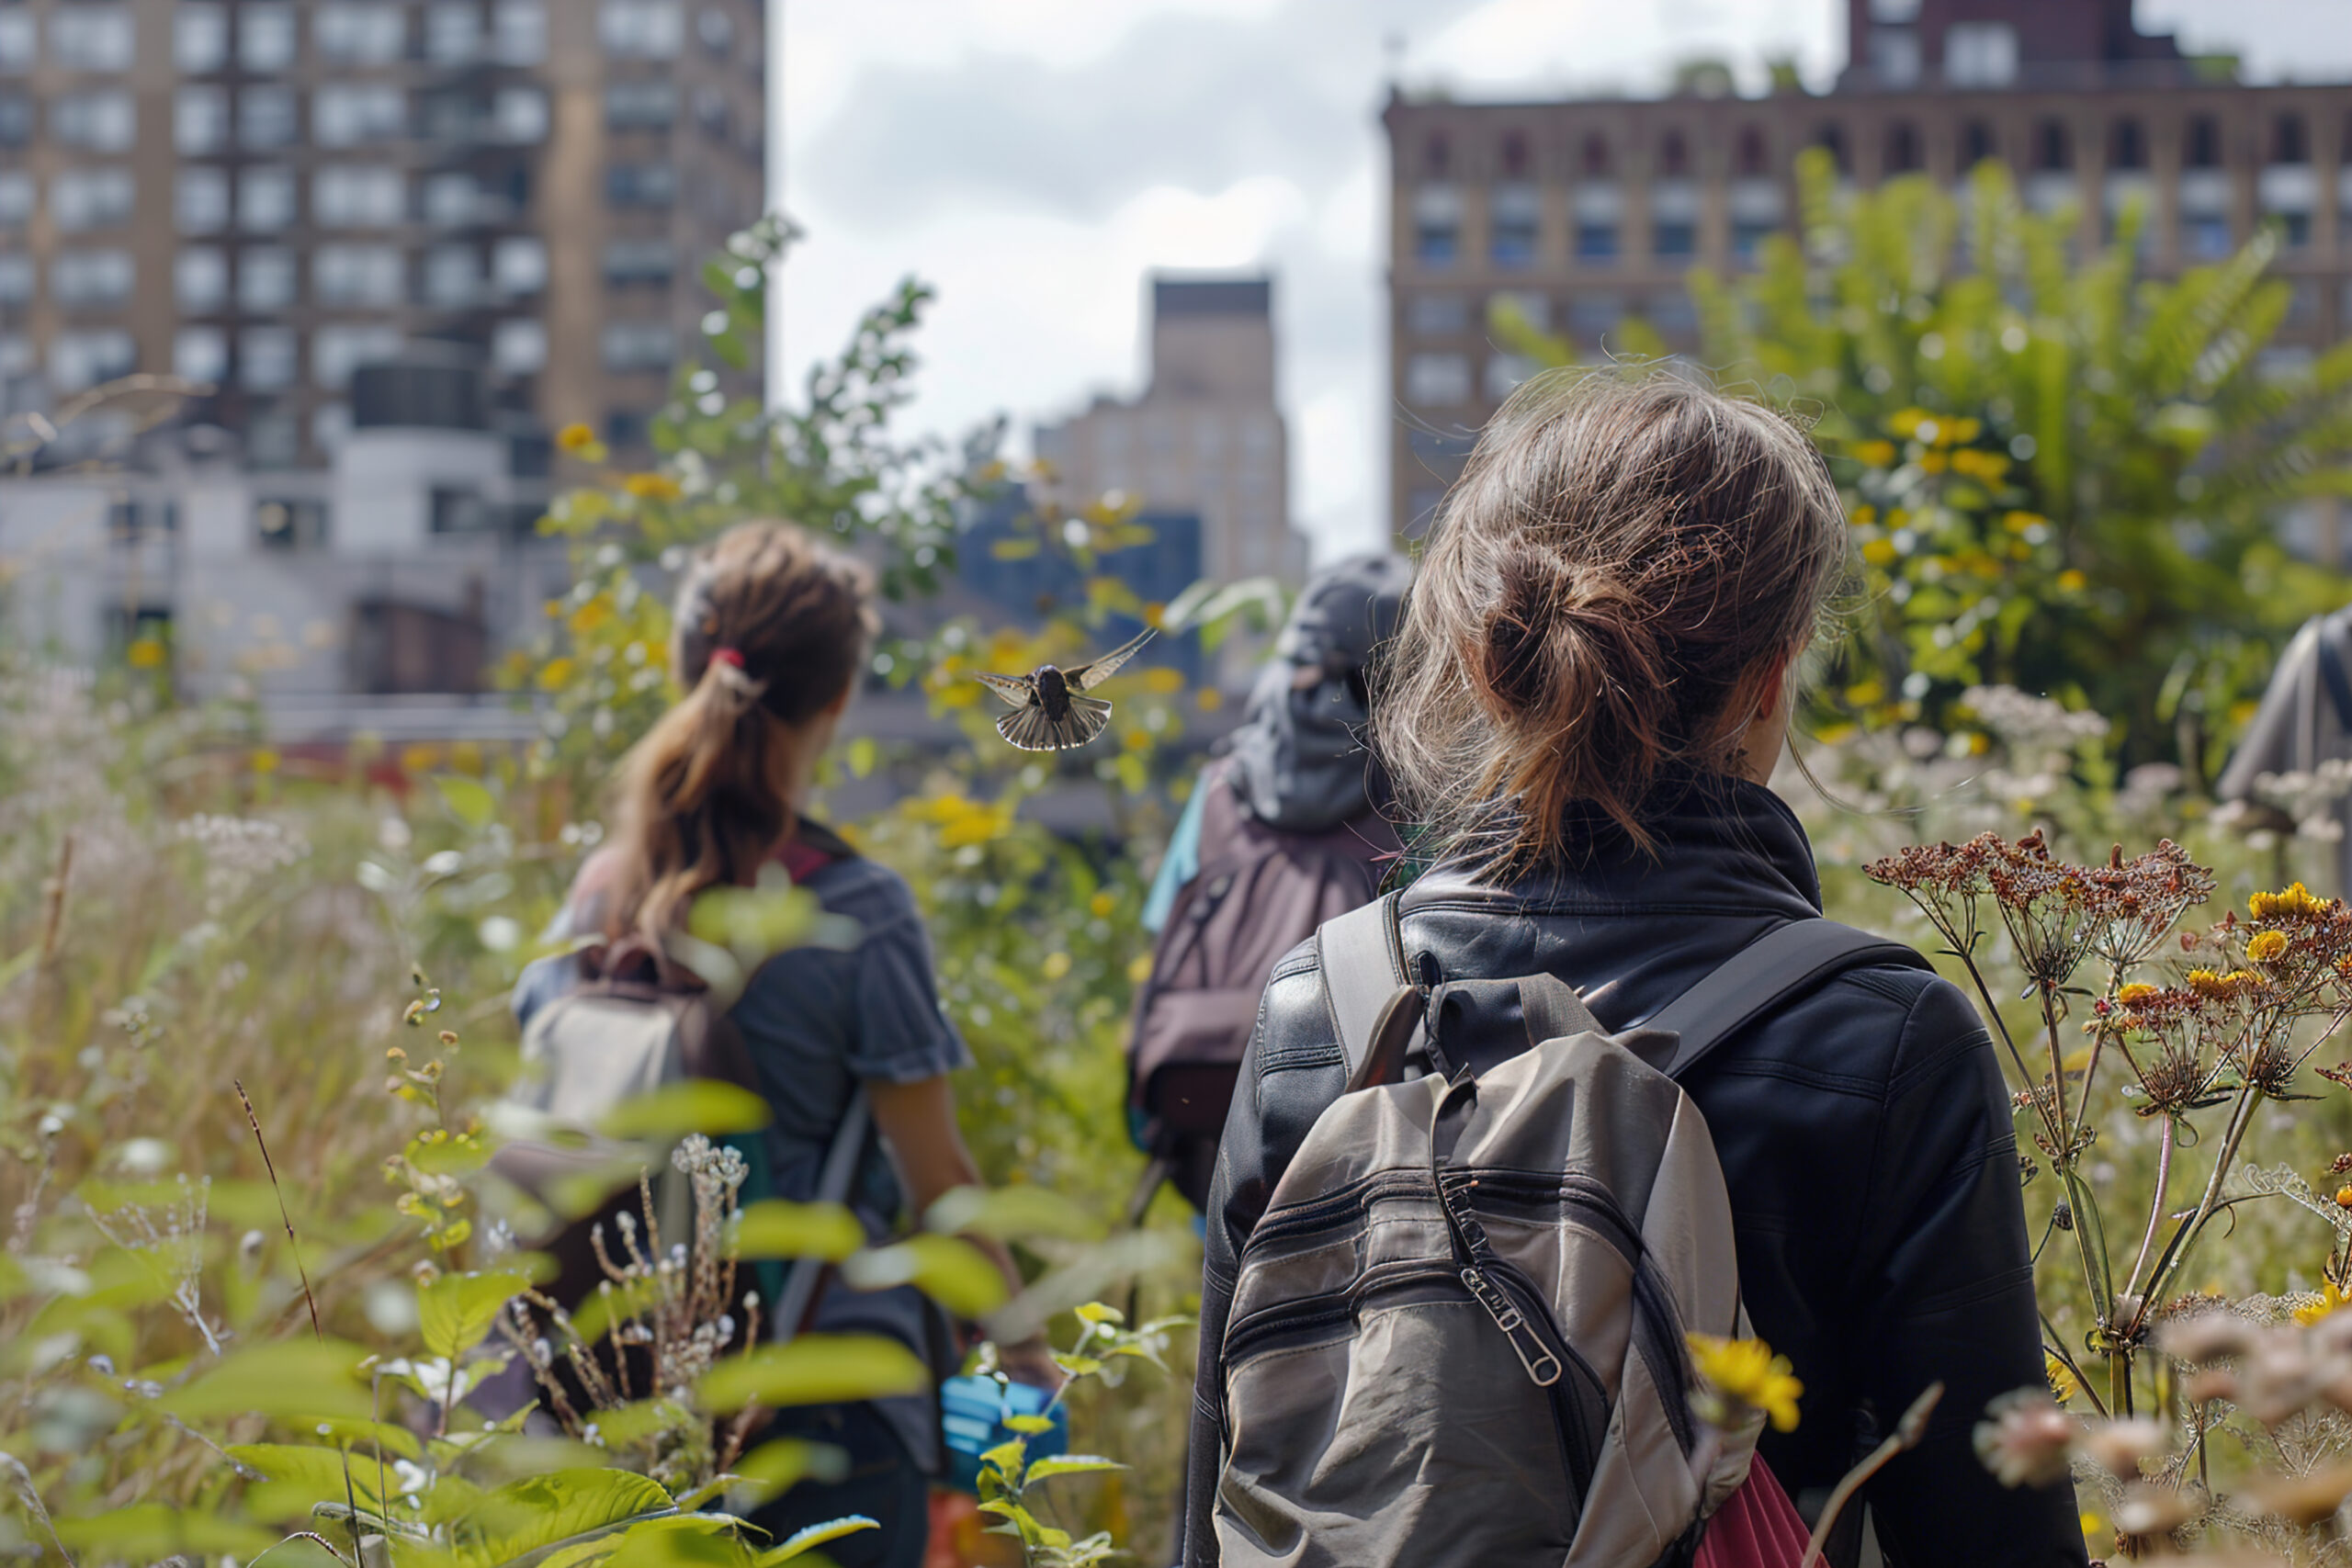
top-left (710, 648), bottom-right (746, 670)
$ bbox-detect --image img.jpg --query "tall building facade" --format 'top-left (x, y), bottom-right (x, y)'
top-left (1384, 0), bottom-right (2352, 541)
top-left (1034, 276), bottom-right (1308, 604)
top-left (0, 0), bottom-right (765, 473)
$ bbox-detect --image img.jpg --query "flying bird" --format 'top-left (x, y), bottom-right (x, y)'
top-left (974, 628), bottom-right (1156, 750)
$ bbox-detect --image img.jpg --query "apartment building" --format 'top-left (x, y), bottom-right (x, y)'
top-left (0, 0), bottom-right (765, 474)
top-left (1384, 0), bottom-right (2352, 539)
top-left (1035, 276), bottom-right (1308, 600)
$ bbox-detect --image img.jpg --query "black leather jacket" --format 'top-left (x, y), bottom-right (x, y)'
top-left (1183, 776), bottom-right (2085, 1568)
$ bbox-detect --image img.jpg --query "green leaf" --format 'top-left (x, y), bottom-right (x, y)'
top-left (421, 1269), bottom-right (534, 1359)
top-left (696, 1334), bottom-right (930, 1415)
top-left (226, 1443), bottom-right (387, 1506)
top-left (730, 1437), bottom-right (850, 1506)
top-left (844, 736), bottom-right (878, 779)
top-left (597, 1079), bottom-right (772, 1140)
top-left (1003, 1415), bottom-right (1057, 1436)
top-left (450, 1469), bottom-right (678, 1565)
top-left (1024, 1454), bottom-right (1125, 1482)
top-left (155, 1337), bottom-right (375, 1424)
top-left (924, 1186), bottom-right (1100, 1243)
top-left (247, 1535), bottom-right (356, 1568)
top-left (757, 1517), bottom-right (879, 1565)
top-left (731, 1200), bottom-right (865, 1263)
top-left (1072, 1302), bottom-right (1125, 1325)
top-left (841, 1234), bottom-right (1008, 1317)
top-left (53, 1506), bottom-right (277, 1557)
top-left (436, 773), bottom-right (497, 829)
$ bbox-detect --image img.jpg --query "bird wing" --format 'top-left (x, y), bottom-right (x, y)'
top-left (997, 704), bottom-right (1061, 750)
top-left (973, 672), bottom-right (1034, 709)
top-left (1067, 628), bottom-right (1156, 693)
top-left (1058, 694), bottom-right (1114, 748)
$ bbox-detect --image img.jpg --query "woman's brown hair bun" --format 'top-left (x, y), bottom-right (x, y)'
top-left (1377, 367), bottom-right (1846, 865)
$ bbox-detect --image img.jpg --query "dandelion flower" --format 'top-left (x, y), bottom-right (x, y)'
top-left (2294, 1280), bottom-right (2352, 1325)
top-left (2247, 930), bottom-right (2290, 964)
top-left (623, 472), bottom-right (683, 502)
top-left (1687, 1332), bottom-right (1803, 1433)
top-left (2118, 982), bottom-right (2158, 1005)
top-left (556, 422), bottom-right (597, 453)
top-left (2045, 1354), bottom-right (2081, 1404)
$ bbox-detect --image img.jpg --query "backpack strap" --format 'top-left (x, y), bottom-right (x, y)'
top-left (770, 1087), bottom-right (872, 1348)
top-left (2319, 612), bottom-right (2352, 731)
top-left (1317, 890), bottom-right (1409, 1083)
top-left (1646, 919), bottom-right (1928, 1081)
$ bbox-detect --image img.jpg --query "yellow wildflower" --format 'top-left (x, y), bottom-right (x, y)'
top-left (1041, 952), bottom-right (1072, 982)
top-left (1888, 408), bottom-right (1927, 437)
top-left (2118, 983), bottom-right (2158, 1005)
top-left (1918, 451), bottom-right (1949, 475)
top-left (1143, 666), bottom-right (1184, 695)
top-left (1089, 890), bottom-right (1117, 919)
top-left (1851, 439), bottom-right (1897, 468)
top-left (1845, 680), bottom-right (1885, 708)
top-left (1861, 536), bottom-right (1898, 567)
top-left (2046, 1354), bottom-right (2081, 1404)
top-left (1686, 1332), bottom-right (1803, 1433)
top-left (2252, 883), bottom-right (2326, 921)
top-left (555, 422), bottom-right (597, 453)
top-left (2247, 930), bottom-right (2290, 964)
top-left (2294, 1280), bottom-right (2352, 1325)
top-left (1196, 687), bottom-right (1224, 712)
top-left (2185, 969), bottom-right (2232, 998)
top-left (2057, 570), bottom-right (2087, 592)
top-left (623, 472), bottom-right (683, 502)
top-left (2335, 1186), bottom-right (2352, 1211)
top-left (127, 636), bottom-right (167, 670)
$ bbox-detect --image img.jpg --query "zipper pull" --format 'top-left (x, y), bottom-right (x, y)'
top-left (1461, 1265), bottom-right (1563, 1387)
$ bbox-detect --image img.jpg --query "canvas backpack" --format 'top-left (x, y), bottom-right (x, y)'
top-left (1210, 894), bottom-right (1924, 1568)
top-left (1125, 761), bottom-right (1399, 1212)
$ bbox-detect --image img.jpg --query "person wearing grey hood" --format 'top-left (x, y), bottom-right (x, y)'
top-left (1126, 553), bottom-right (1413, 1214)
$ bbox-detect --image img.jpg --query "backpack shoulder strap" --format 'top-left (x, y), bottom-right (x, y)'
top-left (1317, 890), bottom-right (1408, 1082)
top-left (1647, 919), bottom-right (1929, 1081)
top-left (2318, 613), bottom-right (2352, 731)
top-left (771, 1087), bottom-right (872, 1347)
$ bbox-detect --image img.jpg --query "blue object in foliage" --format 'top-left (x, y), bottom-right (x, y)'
top-left (940, 1374), bottom-right (1070, 1495)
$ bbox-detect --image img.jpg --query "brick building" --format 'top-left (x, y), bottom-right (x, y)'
top-left (1384, 0), bottom-right (2352, 540)
top-left (0, 0), bottom-right (766, 475)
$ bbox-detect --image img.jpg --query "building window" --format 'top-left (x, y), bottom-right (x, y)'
top-left (316, 4), bottom-right (404, 65)
top-left (2033, 118), bottom-right (2071, 172)
top-left (693, 84), bottom-right (730, 139)
top-left (2186, 116), bottom-right (2222, 169)
top-left (175, 325), bottom-right (228, 384)
top-left (1579, 133), bottom-right (1610, 178)
top-left (605, 78), bottom-right (678, 129)
top-left (605, 163), bottom-right (677, 208)
top-left (1412, 185), bottom-right (1461, 266)
top-left (52, 249), bottom-right (134, 309)
top-left (1575, 212), bottom-right (1620, 261)
top-left (1814, 122), bottom-right (1849, 175)
top-left (314, 84), bottom-right (404, 147)
top-left (51, 330), bottom-right (135, 392)
top-left (239, 166), bottom-right (297, 231)
top-left (698, 6), bottom-right (735, 53)
top-left (1499, 130), bottom-right (1530, 179)
top-left (601, 0), bottom-right (683, 59)
top-left (59, 168), bottom-right (136, 231)
top-left (0, 11), bottom-right (36, 73)
top-left (1885, 121), bottom-right (1921, 175)
top-left (493, 0), bottom-right (548, 64)
top-left (314, 243), bottom-right (403, 308)
top-left (239, 85), bottom-right (298, 149)
top-left (1870, 0), bottom-right (1921, 17)
top-left (254, 497), bottom-right (328, 550)
top-left (2109, 118), bottom-right (2146, 170)
top-left (240, 327), bottom-right (298, 390)
top-left (52, 90), bottom-right (136, 152)
top-left (1423, 131), bottom-right (1450, 178)
top-left (51, 6), bottom-right (136, 72)
top-left (602, 236), bottom-right (673, 286)
top-left (492, 317), bottom-right (547, 376)
top-left (176, 85), bottom-right (228, 153)
top-left (175, 167), bottom-right (229, 234)
top-left (0, 89), bottom-right (26, 148)
top-left (1407, 294), bottom-right (1467, 335)
top-left (1567, 294), bottom-right (1624, 342)
top-left (239, 4), bottom-right (296, 71)
top-left (314, 324), bottom-right (402, 390)
top-left (1648, 294), bottom-right (1699, 337)
top-left (315, 164), bottom-right (404, 228)
top-left (175, 247), bottom-right (227, 310)
top-left (2275, 113), bottom-right (2310, 166)
top-left (1960, 118), bottom-right (1996, 169)
top-left (1404, 352), bottom-right (1471, 407)
top-left (1945, 21), bottom-right (2018, 87)
top-left (1653, 216), bottom-right (1696, 262)
top-left (2183, 210), bottom-right (2233, 260)
top-left (605, 409), bottom-right (650, 448)
top-left (601, 319), bottom-right (677, 371)
top-left (238, 246), bottom-right (298, 311)
top-left (1490, 182), bottom-right (1539, 267)
top-left (0, 254), bottom-right (28, 304)
top-left (422, 243), bottom-right (481, 307)
top-left (493, 235), bottom-right (547, 296)
top-left (1870, 27), bottom-right (1920, 87)
top-left (0, 171), bottom-right (28, 229)
top-left (1735, 126), bottom-right (1767, 178)
top-left (494, 85), bottom-right (548, 143)
top-left (1484, 353), bottom-right (1537, 402)
top-left (425, 2), bottom-right (481, 63)
top-left (1657, 129), bottom-right (1690, 179)
top-left (1488, 290), bottom-right (1548, 333)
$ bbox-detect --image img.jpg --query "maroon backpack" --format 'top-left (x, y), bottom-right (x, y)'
top-left (1125, 761), bottom-right (1400, 1212)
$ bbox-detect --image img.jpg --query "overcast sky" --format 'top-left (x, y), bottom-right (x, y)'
top-left (772, 0), bottom-right (2352, 564)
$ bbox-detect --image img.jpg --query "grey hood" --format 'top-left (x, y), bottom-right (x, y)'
top-left (1227, 552), bottom-right (1414, 834)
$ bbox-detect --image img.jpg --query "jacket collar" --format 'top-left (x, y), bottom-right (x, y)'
top-left (1406, 772), bottom-right (1825, 919)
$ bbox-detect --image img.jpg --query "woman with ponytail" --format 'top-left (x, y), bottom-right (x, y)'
top-left (1183, 374), bottom-right (2083, 1567)
top-left (521, 521), bottom-right (1052, 1567)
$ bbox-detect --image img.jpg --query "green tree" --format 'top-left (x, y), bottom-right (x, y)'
top-left (1501, 152), bottom-right (2352, 774)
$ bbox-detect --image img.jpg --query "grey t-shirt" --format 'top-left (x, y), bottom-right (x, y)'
top-left (513, 848), bottom-right (970, 1470)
